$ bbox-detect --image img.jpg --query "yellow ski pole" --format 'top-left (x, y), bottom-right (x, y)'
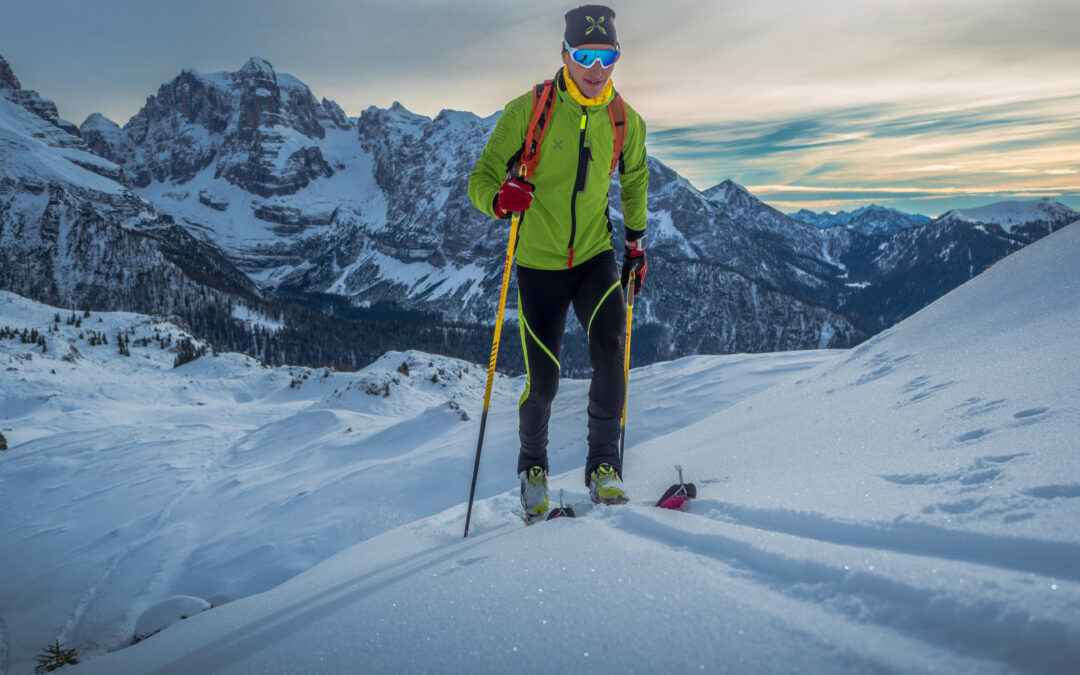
top-left (464, 207), bottom-right (520, 537)
top-left (619, 270), bottom-right (635, 467)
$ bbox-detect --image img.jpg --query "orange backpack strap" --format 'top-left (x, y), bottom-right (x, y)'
top-left (515, 71), bottom-right (560, 180)
top-left (608, 92), bottom-right (627, 176)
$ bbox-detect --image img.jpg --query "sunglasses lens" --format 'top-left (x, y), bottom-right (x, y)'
top-left (573, 48), bottom-right (618, 67)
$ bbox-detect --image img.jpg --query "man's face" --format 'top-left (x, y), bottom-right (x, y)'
top-left (562, 43), bottom-right (616, 99)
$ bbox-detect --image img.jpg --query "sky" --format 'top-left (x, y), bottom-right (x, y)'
top-left (2, 0), bottom-right (1078, 215)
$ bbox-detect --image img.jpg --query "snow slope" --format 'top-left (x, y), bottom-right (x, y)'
top-left (60, 222), bottom-right (1080, 674)
top-left (0, 293), bottom-right (831, 675)
top-left (0, 95), bottom-right (125, 196)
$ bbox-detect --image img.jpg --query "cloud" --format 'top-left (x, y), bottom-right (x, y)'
top-left (647, 93), bottom-right (1080, 212)
top-left (1, 0), bottom-right (1076, 214)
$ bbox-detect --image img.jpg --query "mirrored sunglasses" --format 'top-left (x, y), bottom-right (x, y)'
top-left (563, 40), bottom-right (620, 68)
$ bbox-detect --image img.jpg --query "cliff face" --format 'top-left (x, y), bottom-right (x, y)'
top-left (106, 57), bottom-right (348, 197)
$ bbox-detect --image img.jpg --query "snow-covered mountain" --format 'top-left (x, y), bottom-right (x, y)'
top-left (0, 55), bottom-right (493, 372)
top-left (0, 55), bottom-right (252, 316)
top-left (792, 204), bottom-right (930, 236)
top-left (4, 52), bottom-right (1074, 372)
top-left (841, 197), bottom-right (1076, 329)
top-left (938, 198), bottom-right (1077, 236)
top-left (75, 57), bottom-right (865, 366)
top-left (20, 220), bottom-right (1076, 675)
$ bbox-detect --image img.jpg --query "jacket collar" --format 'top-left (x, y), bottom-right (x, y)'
top-left (559, 66), bottom-right (614, 107)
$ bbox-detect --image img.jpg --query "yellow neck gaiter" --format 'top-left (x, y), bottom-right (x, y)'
top-left (562, 65), bottom-right (614, 106)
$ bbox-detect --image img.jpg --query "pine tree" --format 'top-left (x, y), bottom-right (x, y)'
top-left (34, 638), bottom-right (80, 672)
top-left (0, 431), bottom-right (7, 451)
top-left (174, 338), bottom-right (207, 367)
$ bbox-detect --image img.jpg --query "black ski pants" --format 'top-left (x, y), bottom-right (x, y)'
top-left (516, 249), bottom-right (626, 485)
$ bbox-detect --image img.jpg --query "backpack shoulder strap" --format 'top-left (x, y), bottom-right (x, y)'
top-left (608, 92), bottom-right (627, 176)
top-left (515, 70), bottom-right (560, 180)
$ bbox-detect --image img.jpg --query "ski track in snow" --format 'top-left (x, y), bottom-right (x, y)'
top-left (598, 505), bottom-right (1077, 675)
top-left (693, 498), bottom-right (1080, 582)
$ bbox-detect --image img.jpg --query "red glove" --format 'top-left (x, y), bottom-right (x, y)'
top-left (493, 177), bottom-right (534, 219)
top-left (621, 236), bottom-right (647, 296)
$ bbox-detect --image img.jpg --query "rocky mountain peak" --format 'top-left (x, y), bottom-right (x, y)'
top-left (0, 54), bottom-right (22, 90)
top-left (238, 57), bottom-right (276, 80)
top-left (91, 57), bottom-right (341, 195)
top-left (80, 113), bottom-right (135, 168)
top-left (0, 54), bottom-right (82, 144)
top-left (704, 179), bottom-right (756, 206)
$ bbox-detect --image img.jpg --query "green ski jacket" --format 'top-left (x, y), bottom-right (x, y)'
top-left (468, 70), bottom-right (648, 271)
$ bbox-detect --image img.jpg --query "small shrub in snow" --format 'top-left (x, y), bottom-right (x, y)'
top-left (397, 361), bottom-right (410, 376)
top-left (34, 639), bottom-right (79, 672)
top-left (0, 431), bottom-right (7, 450)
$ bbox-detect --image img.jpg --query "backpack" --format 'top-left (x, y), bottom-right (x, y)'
top-left (510, 68), bottom-right (627, 181)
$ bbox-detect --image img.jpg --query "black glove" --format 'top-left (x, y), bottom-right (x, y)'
top-left (620, 235), bottom-right (647, 296)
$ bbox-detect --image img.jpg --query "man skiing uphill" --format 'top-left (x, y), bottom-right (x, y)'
top-left (467, 5), bottom-right (649, 520)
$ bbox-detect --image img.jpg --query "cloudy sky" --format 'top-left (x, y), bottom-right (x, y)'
top-left (2, 0), bottom-right (1078, 215)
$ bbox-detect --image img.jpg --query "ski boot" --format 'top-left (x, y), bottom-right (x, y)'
top-left (589, 463), bottom-right (629, 505)
top-left (519, 465), bottom-right (549, 524)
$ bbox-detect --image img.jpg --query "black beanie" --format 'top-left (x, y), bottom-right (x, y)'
top-left (564, 5), bottom-right (618, 48)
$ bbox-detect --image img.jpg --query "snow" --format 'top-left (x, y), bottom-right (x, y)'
top-left (647, 209), bottom-right (697, 257)
top-left (133, 596), bottom-right (211, 642)
top-left (0, 292), bottom-right (833, 675)
top-left (335, 245), bottom-right (490, 304)
top-left (0, 97), bottom-right (125, 195)
top-left (3, 223), bottom-right (1080, 674)
top-left (135, 126), bottom-right (387, 257)
top-left (230, 305), bottom-right (283, 333)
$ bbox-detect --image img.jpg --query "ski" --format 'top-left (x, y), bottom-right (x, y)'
top-left (655, 465), bottom-right (697, 511)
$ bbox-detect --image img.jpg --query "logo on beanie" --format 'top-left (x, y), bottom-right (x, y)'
top-left (585, 15), bottom-right (608, 36)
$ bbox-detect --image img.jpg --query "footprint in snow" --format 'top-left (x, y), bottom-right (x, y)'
top-left (1022, 484), bottom-right (1080, 500)
top-left (955, 428), bottom-right (991, 443)
top-left (1009, 406), bottom-right (1051, 427)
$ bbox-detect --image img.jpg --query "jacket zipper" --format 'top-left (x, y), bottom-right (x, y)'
top-left (568, 106), bottom-right (590, 268)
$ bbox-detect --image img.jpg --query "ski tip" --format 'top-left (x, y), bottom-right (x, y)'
top-left (655, 482), bottom-right (697, 508)
top-left (546, 506), bottom-right (576, 520)
top-left (658, 494), bottom-right (691, 511)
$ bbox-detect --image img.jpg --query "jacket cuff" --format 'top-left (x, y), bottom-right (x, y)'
top-left (492, 194), bottom-right (510, 220)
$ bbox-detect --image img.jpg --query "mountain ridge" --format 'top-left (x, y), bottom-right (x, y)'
top-left (4, 53), bottom-right (1075, 372)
